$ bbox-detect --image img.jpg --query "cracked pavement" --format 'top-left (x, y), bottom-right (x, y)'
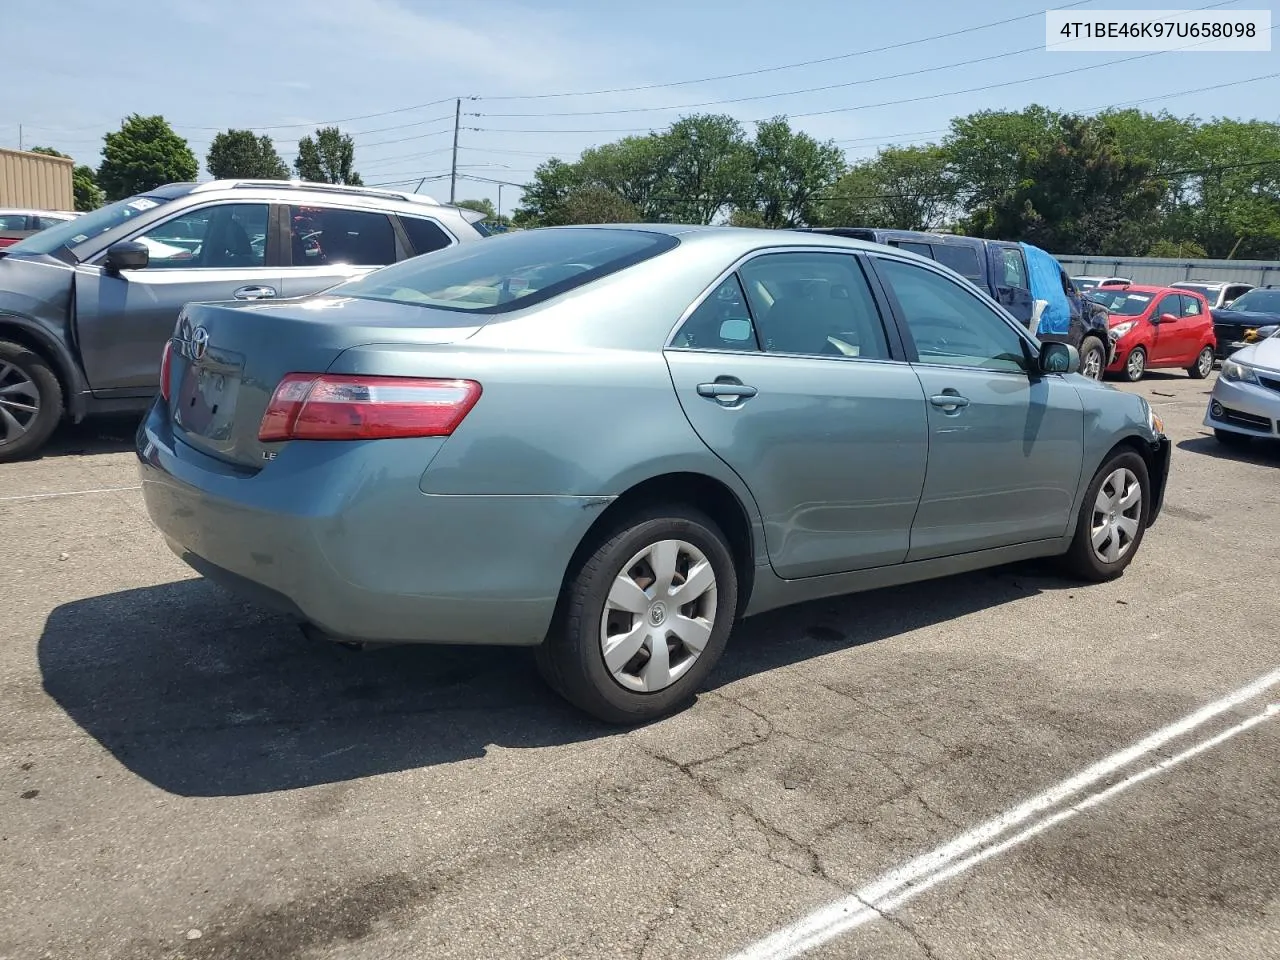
top-left (2, 373), bottom-right (1278, 960)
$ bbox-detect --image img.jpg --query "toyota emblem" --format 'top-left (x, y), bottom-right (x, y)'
top-left (189, 326), bottom-right (210, 361)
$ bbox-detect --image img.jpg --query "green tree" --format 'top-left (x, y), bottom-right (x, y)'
top-left (818, 145), bottom-right (955, 230)
top-left (659, 114), bottom-right (753, 224)
top-left (206, 129), bottom-right (289, 180)
top-left (1183, 118), bottom-right (1280, 259)
top-left (29, 147), bottom-right (103, 211)
top-left (513, 158), bottom-right (585, 227)
top-left (737, 117), bottom-right (844, 228)
top-left (943, 105), bottom-right (1064, 213)
top-left (96, 114), bottom-right (198, 201)
top-left (294, 127), bottom-right (362, 185)
top-left (964, 115), bottom-right (1166, 255)
top-left (561, 186), bottom-right (639, 224)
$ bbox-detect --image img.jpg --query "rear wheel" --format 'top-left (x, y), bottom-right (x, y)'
top-left (1187, 346), bottom-right (1214, 379)
top-left (0, 340), bottom-right (63, 463)
top-left (1213, 428), bottom-right (1252, 449)
top-left (537, 506), bottom-right (738, 724)
top-left (1123, 346), bottom-right (1146, 383)
top-left (1060, 450), bottom-right (1150, 582)
top-left (1078, 336), bottom-right (1106, 381)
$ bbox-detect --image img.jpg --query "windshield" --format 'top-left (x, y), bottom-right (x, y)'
top-left (6, 194), bottom-right (172, 257)
top-left (1227, 289), bottom-right (1280, 313)
top-left (335, 227), bottom-right (679, 314)
top-left (1088, 290), bottom-right (1152, 316)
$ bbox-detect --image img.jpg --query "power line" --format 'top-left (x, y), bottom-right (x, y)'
top-left (475, 0), bottom-right (1097, 101)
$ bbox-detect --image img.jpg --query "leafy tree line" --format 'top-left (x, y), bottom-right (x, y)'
top-left (515, 106), bottom-right (1280, 260)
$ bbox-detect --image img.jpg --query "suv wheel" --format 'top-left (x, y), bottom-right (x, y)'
top-left (0, 340), bottom-right (63, 463)
top-left (537, 506), bottom-right (737, 724)
top-left (1079, 336), bottom-right (1106, 381)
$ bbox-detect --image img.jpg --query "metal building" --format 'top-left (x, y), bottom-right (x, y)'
top-left (0, 147), bottom-right (74, 210)
top-left (1056, 253), bottom-right (1279, 287)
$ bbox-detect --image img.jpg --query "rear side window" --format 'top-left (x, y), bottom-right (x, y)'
top-left (0, 214), bottom-right (27, 230)
top-left (999, 248), bottom-right (1028, 289)
top-left (289, 205), bottom-right (396, 266)
top-left (932, 243), bottom-right (981, 279)
top-left (672, 275), bottom-right (759, 352)
top-left (1180, 294), bottom-right (1203, 316)
top-left (334, 227), bottom-right (679, 314)
top-left (400, 216), bottom-right (453, 256)
top-left (891, 240), bottom-right (933, 259)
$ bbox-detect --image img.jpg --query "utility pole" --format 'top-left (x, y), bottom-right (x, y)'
top-left (449, 98), bottom-right (461, 204)
top-left (18, 124), bottom-right (23, 151)
top-left (497, 183), bottom-right (503, 223)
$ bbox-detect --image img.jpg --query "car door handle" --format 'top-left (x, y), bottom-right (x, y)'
top-left (929, 393), bottom-right (970, 410)
top-left (697, 381), bottom-right (758, 401)
top-left (233, 285), bottom-right (277, 300)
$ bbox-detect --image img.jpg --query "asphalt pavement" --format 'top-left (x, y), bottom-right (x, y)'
top-left (2, 372), bottom-right (1278, 960)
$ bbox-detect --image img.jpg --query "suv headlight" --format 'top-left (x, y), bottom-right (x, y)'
top-left (1110, 321), bottom-right (1137, 338)
top-left (1222, 358), bottom-right (1259, 384)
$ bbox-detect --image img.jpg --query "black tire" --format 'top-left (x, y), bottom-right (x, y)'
top-left (0, 339), bottom-right (63, 463)
top-left (1214, 428), bottom-right (1252, 448)
top-left (1186, 346), bottom-right (1214, 379)
top-left (537, 506), bottom-right (738, 725)
top-left (1122, 346), bottom-right (1146, 383)
top-left (1078, 336), bottom-right (1106, 381)
top-left (1060, 449), bottom-right (1151, 583)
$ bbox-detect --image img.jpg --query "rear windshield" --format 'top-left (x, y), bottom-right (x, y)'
top-left (7, 194), bottom-right (171, 257)
top-left (1088, 290), bottom-right (1152, 316)
top-left (335, 227), bottom-right (679, 314)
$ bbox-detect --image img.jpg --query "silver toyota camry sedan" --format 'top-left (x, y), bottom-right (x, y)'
top-left (137, 225), bottom-right (1171, 723)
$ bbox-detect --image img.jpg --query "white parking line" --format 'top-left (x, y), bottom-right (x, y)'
top-left (0, 484), bottom-right (142, 503)
top-left (727, 667), bottom-right (1280, 960)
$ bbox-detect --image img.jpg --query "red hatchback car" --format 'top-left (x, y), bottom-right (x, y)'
top-left (1088, 284), bottom-right (1218, 382)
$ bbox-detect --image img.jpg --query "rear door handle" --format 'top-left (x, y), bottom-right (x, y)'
top-left (697, 381), bottom-right (758, 400)
top-left (929, 393), bottom-right (970, 410)
top-left (233, 284), bottom-right (277, 300)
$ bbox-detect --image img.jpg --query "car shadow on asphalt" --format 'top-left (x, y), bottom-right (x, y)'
top-left (36, 415), bottom-right (142, 458)
top-left (38, 562), bottom-right (1080, 798)
top-left (1177, 434), bottom-right (1280, 466)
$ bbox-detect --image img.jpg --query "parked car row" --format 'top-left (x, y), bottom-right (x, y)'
top-left (0, 208), bottom-right (79, 250)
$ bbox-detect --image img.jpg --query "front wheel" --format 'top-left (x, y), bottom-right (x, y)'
top-left (1060, 450), bottom-right (1150, 582)
top-left (1187, 346), bottom-right (1214, 379)
top-left (0, 340), bottom-right (64, 463)
top-left (537, 506), bottom-right (738, 724)
top-left (1123, 346), bottom-right (1147, 383)
top-left (1079, 336), bottom-right (1106, 381)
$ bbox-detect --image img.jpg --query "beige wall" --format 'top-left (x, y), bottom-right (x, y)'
top-left (0, 148), bottom-right (75, 211)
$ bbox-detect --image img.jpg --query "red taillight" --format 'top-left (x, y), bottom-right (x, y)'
top-left (258, 374), bottom-right (482, 442)
top-left (159, 340), bottom-right (173, 401)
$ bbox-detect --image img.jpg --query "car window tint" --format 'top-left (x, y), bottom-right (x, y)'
top-left (400, 216), bottom-right (452, 256)
top-left (1226, 285), bottom-right (1251, 302)
top-left (932, 243), bottom-right (982, 279)
top-left (34, 216), bottom-right (70, 230)
top-left (877, 256), bottom-right (1029, 373)
top-left (1180, 294), bottom-right (1202, 316)
top-left (0, 214), bottom-right (27, 230)
top-left (1155, 294), bottom-right (1181, 318)
top-left (1000, 248), bottom-right (1028, 288)
top-left (290, 205), bottom-right (396, 267)
top-left (672, 275), bottom-right (759, 352)
top-left (136, 203), bottom-right (268, 270)
top-left (737, 252), bottom-right (890, 360)
top-left (891, 240), bottom-right (933, 260)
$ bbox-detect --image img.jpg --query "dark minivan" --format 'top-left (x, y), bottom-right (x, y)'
top-left (800, 228), bottom-right (1112, 380)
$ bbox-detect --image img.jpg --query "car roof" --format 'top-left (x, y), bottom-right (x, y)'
top-left (1095, 283), bottom-right (1199, 297)
top-left (538, 223), bottom-right (912, 258)
top-left (144, 179), bottom-right (481, 218)
top-left (0, 208), bottom-right (76, 217)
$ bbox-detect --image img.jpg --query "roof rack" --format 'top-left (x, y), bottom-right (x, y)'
top-left (190, 179), bottom-right (442, 205)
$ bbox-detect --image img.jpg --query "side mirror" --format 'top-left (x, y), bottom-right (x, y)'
top-left (1039, 341), bottom-right (1080, 375)
top-left (104, 240), bottom-right (149, 274)
top-left (1155, 312), bottom-right (1179, 324)
top-left (719, 318), bottom-right (754, 343)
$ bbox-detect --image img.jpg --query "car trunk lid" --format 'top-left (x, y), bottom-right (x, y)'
top-left (167, 294), bottom-right (485, 470)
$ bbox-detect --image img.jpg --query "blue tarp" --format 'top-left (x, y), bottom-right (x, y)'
top-left (1021, 242), bottom-right (1071, 337)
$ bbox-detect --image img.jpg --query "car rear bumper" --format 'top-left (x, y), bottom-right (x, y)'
top-left (136, 400), bottom-right (607, 645)
top-left (1203, 376), bottom-right (1280, 438)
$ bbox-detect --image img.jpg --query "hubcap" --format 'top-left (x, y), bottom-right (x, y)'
top-left (1127, 350), bottom-right (1144, 379)
top-left (1082, 345), bottom-right (1103, 380)
top-left (0, 360), bottom-right (40, 444)
top-left (1198, 349), bottom-right (1213, 376)
top-left (1090, 467), bottom-right (1143, 564)
top-left (600, 538), bottom-right (718, 693)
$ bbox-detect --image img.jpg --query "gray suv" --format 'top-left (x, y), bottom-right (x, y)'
top-left (0, 179), bottom-right (490, 461)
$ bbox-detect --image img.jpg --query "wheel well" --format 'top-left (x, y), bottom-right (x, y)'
top-left (0, 321), bottom-right (74, 420)
top-left (1102, 435), bottom-right (1156, 482)
top-left (564, 472), bottom-right (757, 616)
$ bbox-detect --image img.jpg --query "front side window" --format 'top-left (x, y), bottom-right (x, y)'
top-left (672, 275), bottom-right (758, 352)
top-left (1154, 294), bottom-right (1182, 320)
top-left (738, 252), bottom-right (891, 360)
top-left (1000, 248), bottom-right (1029, 289)
top-left (334, 227), bottom-right (679, 314)
top-left (876, 256), bottom-right (1029, 373)
top-left (135, 203), bottom-right (268, 269)
top-left (289, 205), bottom-right (396, 267)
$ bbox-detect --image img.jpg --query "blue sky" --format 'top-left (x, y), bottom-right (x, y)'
top-left (4, 0), bottom-right (1277, 212)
